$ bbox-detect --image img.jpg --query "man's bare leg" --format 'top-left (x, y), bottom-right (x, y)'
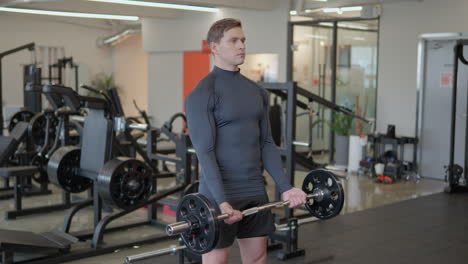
top-left (238, 237), bottom-right (267, 264)
top-left (202, 247), bottom-right (231, 264)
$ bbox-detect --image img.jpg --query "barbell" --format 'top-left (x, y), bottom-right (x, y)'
top-left (165, 169), bottom-right (345, 254)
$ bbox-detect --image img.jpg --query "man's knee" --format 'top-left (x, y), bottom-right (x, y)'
top-left (249, 249), bottom-right (267, 264)
top-left (238, 237), bottom-right (268, 264)
top-left (203, 247), bottom-right (231, 264)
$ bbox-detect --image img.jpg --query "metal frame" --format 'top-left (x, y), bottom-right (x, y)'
top-left (48, 57), bottom-right (79, 92)
top-left (0, 43), bottom-right (35, 135)
top-left (260, 82), bottom-right (296, 219)
top-left (0, 185), bottom-right (185, 264)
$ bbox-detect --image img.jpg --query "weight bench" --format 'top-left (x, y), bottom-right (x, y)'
top-left (0, 122), bottom-right (81, 219)
top-left (0, 229), bottom-right (77, 264)
top-left (0, 122), bottom-right (44, 200)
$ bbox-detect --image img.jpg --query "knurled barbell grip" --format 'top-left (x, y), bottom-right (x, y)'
top-left (166, 192), bottom-right (320, 236)
top-left (217, 201), bottom-right (289, 221)
top-left (218, 191), bottom-right (320, 220)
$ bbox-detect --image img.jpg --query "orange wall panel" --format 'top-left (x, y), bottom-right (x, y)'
top-left (183, 51), bottom-right (210, 101)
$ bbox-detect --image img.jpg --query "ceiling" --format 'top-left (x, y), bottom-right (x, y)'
top-left (0, 0), bottom-right (280, 30)
top-left (0, 0), bottom-right (421, 30)
top-left (302, 0), bottom-right (421, 9)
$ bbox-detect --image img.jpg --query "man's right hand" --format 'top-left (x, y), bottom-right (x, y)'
top-left (219, 202), bottom-right (243, 225)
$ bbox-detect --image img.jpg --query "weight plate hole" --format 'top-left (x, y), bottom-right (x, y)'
top-left (314, 175), bottom-right (321, 184)
top-left (189, 199), bottom-right (196, 209)
top-left (181, 207), bottom-right (188, 217)
top-left (331, 191), bottom-right (339, 201)
top-left (200, 207), bottom-right (206, 218)
top-left (307, 182), bottom-right (313, 192)
top-left (326, 177), bottom-right (333, 187)
top-left (189, 236), bottom-right (196, 247)
top-left (204, 224), bottom-right (210, 235)
top-left (199, 238), bottom-right (206, 248)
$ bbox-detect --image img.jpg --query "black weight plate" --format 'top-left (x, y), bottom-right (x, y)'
top-left (28, 112), bottom-right (59, 153)
top-left (48, 146), bottom-right (92, 193)
top-left (8, 110), bottom-right (35, 132)
top-left (302, 169), bottom-right (345, 220)
top-left (176, 193), bottom-right (219, 254)
top-left (30, 155), bottom-right (49, 184)
top-left (452, 164), bottom-right (463, 177)
top-left (97, 158), bottom-right (152, 210)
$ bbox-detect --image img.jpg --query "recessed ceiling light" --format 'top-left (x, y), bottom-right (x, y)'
top-left (0, 7), bottom-right (139, 20)
top-left (323, 6), bottom-right (363, 14)
top-left (88, 0), bottom-right (219, 12)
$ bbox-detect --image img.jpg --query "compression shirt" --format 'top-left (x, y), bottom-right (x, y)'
top-left (184, 66), bottom-right (292, 205)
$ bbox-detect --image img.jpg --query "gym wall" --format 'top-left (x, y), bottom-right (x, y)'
top-left (111, 35), bottom-right (148, 117)
top-left (142, 0), bottom-right (289, 129)
top-left (0, 13), bottom-right (113, 111)
top-left (378, 0), bottom-right (468, 137)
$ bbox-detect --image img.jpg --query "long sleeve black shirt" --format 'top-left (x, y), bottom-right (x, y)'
top-left (185, 66), bottom-right (292, 205)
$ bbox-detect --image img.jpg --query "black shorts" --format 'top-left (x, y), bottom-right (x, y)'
top-left (215, 194), bottom-right (276, 249)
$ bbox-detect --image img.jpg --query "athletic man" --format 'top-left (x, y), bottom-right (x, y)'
top-left (185, 18), bottom-right (307, 264)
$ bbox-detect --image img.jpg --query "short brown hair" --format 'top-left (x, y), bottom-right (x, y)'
top-left (207, 18), bottom-right (242, 44)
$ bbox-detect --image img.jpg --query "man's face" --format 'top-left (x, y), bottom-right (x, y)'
top-left (211, 27), bottom-right (246, 67)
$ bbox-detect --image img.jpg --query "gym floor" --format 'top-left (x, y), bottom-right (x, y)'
top-left (0, 170), bottom-right (445, 264)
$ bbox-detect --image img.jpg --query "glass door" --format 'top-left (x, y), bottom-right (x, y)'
top-left (336, 20), bottom-right (378, 134)
top-left (289, 19), bottom-right (378, 164)
top-left (291, 25), bottom-right (334, 162)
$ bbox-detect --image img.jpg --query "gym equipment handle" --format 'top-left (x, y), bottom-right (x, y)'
top-left (166, 191), bottom-right (323, 236)
top-left (125, 245), bottom-right (186, 264)
top-left (128, 123), bottom-right (148, 131)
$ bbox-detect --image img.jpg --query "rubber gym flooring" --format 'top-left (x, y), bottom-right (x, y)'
top-left (153, 192), bottom-right (468, 264)
top-left (0, 172), bottom-right (448, 263)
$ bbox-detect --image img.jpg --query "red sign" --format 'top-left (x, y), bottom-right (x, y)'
top-left (440, 72), bottom-right (452, 88)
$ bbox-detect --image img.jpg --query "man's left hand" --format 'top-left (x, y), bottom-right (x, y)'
top-left (282, 188), bottom-right (307, 208)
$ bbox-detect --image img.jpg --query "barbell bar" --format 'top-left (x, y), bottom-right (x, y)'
top-left (166, 189), bottom-right (325, 236)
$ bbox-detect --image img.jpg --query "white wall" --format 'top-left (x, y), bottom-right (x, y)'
top-left (0, 13), bottom-right (113, 119)
top-left (147, 52), bottom-right (183, 127)
top-left (111, 35), bottom-right (148, 117)
top-left (378, 0), bottom-right (468, 136)
top-left (142, 0), bottom-right (290, 127)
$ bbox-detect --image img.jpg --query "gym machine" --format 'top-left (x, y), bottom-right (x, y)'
top-left (0, 43), bottom-right (37, 135)
top-left (48, 57), bottom-right (79, 92)
top-left (0, 84), bottom-right (197, 264)
top-left (1, 43), bottom-right (80, 135)
top-left (264, 82), bottom-right (369, 171)
top-left (0, 83), bottom-right (84, 219)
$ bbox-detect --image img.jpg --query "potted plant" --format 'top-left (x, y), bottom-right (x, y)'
top-left (328, 111), bottom-right (353, 166)
top-left (87, 72), bottom-right (117, 97)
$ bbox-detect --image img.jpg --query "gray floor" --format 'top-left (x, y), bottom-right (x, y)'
top-left (153, 191), bottom-right (468, 264)
top-left (0, 171), bottom-right (445, 264)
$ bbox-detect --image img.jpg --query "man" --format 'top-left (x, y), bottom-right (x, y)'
top-left (185, 18), bottom-right (307, 264)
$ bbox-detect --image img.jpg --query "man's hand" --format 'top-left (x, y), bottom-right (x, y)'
top-left (282, 188), bottom-right (307, 208)
top-left (219, 202), bottom-right (243, 224)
